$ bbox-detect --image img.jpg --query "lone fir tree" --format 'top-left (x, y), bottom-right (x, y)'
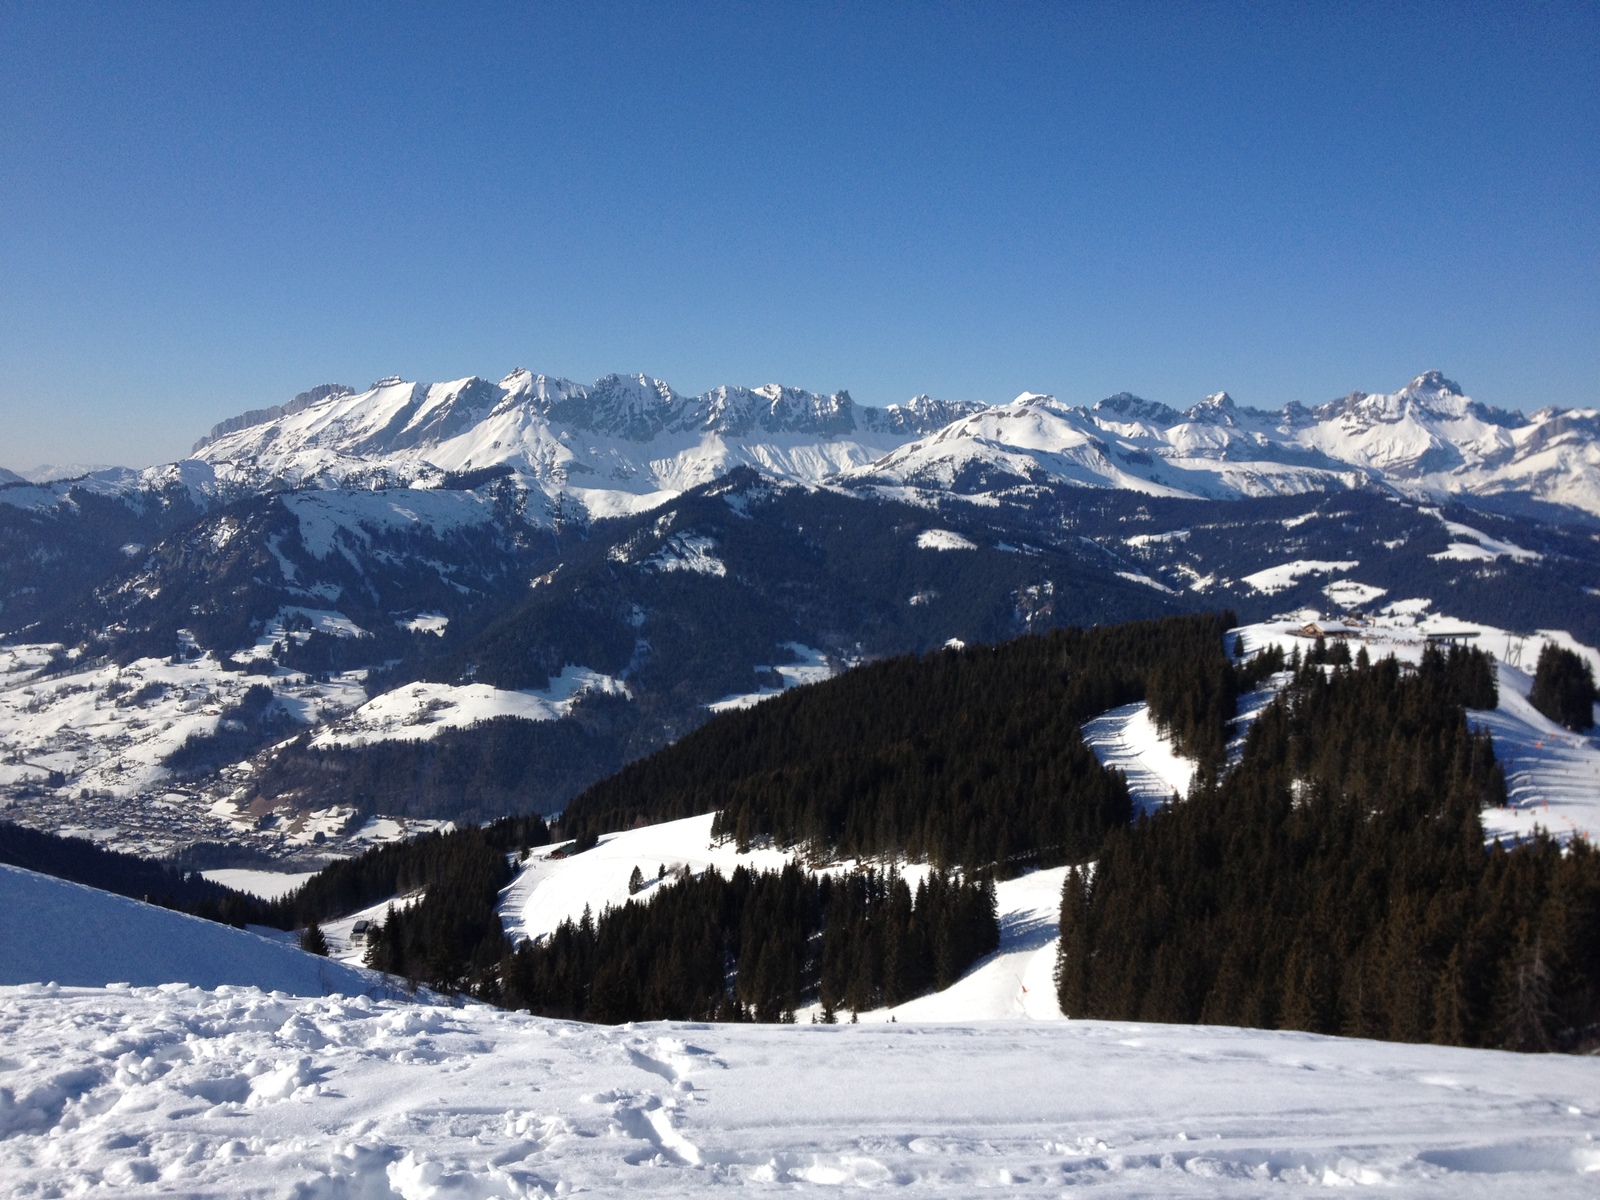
top-left (300, 921), bottom-right (329, 957)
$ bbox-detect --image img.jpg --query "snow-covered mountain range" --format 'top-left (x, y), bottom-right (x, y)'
top-left (183, 372), bottom-right (983, 519)
top-left (851, 371), bottom-right (1600, 516)
top-left (9, 368), bottom-right (1599, 520)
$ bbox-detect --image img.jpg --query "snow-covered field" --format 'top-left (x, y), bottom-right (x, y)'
top-left (201, 869), bottom-right (321, 901)
top-left (3, 981), bottom-right (1598, 1197)
top-left (705, 644), bottom-right (836, 713)
top-left (499, 813), bottom-right (1061, 1026)
top-left (310, 667), bottom-right (631, 749)
top-left (860, 866), bottom-right (1067, 1024)
top-left (1240, 559), bottom-right (1360, 595)
top-left (499, 814), bottom-right (806, 945)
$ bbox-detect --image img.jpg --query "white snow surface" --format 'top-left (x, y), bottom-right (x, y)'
top-left (1081, 703), bottom-right (1197, 812)
top-left (310, 668), bottom-right (630, 748)
top-left (1240, 559), bottom-right (1361, 595)
top-left (0, 864), bottom-right (374, 995)
top-left (914, 528), bottom-right (978, 551)
top-left (201, 869), bottom-right (321, 901)
top-left (860, 867), bottom-right (1069, 1024)
top-left (3, 981), bottom-right (1599, 1197)
top-left (398, 612), bottom-right (450, 636)
top-left (705, 644), bottom-right (836, 713)
top-left (500, 814), bottom-right (797, 945)
top-left (1426, 513), bottom-right (1543, 563)
top-left (501, 819), bottom-right (1055, 1026)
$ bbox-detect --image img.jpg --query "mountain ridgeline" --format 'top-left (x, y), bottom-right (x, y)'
top-left (1057, 645), bottom-right (1600, 1052)
top-left (558, 613), bottom-right (1277, 870)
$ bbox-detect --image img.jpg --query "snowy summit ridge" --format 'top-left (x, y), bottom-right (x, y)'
top-left (178, 371), bottom-right (983, 518)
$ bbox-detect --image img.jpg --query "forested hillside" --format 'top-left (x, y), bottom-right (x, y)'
top-left (1058, 645), bottom-right (1600, 1052)
top-left (499, 864), bottom-right (998, 1022)
top-left (561, 613), bottom-right (1278, 868)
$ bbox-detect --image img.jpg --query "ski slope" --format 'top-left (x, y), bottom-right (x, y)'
top-left (1477, 663), bottom-right (1600, 846)
top-left (854, 866), bottom-right (1068, 1023)
top-left (2, 981), bottom-right (1597, 1196)
top-left (1081, 703), bottom-right (1196, 812)
top-left (0, 864), bottom-right (377, 995)
top-left (500, 814), bottom-right (1065, 1024)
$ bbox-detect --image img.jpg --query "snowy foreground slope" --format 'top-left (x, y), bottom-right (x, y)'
top-left (3, 983), bottom-right (1598, 1197)
top-left (0, 864), bottom-right (376, 996)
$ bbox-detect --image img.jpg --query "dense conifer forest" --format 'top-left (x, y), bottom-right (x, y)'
top-left (560, 614), bottom-right (1276, 869)
top-left (498, 864), bottom-right (998, 1022)
top-left (1056, 645), bottom-right (1600, 1052)
top-left (1529, 642), bottom-right (1597, 731)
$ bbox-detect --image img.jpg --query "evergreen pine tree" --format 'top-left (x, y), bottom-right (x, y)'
top-left (1529, 644), bottom-right (1597, 730)
top-left (300, 921), bottom-right (329, 957)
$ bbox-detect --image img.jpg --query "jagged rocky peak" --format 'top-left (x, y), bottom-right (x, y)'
top-left (1093, 392), bottom-right (1182, 426)
top-left (1184, 392), bottom-right (1239, 425)
top-left (1308, 371), bottom-right (1506, 428)
top-left (1409, 370), bottom-right (1463, 396)
top-left (697, 383), bottom-right (860, 437)
top-left (872, 394), bottom-right (989, 435)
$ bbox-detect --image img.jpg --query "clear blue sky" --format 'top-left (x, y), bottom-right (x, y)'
top-left (1, 3), bottom-right (1595, 468)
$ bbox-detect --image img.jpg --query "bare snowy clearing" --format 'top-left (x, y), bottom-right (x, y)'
top-left (1081, 703), bottom-right (1196, 812)
top-left (1240, 559), bottom-right (1360, 595)
top-left (2, 982), bottom-right (1597, 1197)
top-left (310, 668), bottom-right (631, 749)
top-left (705, 644), bottom-right (836, 712)
top-left (200, 869), bottom-right (321, 901)
top-left (915, 528), bottom-right (978, 551)
top-left (502, 819), bottom-right (1062, 1026)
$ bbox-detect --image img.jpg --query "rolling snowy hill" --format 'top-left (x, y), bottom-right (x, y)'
top-left (0, 863), bottom-right (377, 994)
